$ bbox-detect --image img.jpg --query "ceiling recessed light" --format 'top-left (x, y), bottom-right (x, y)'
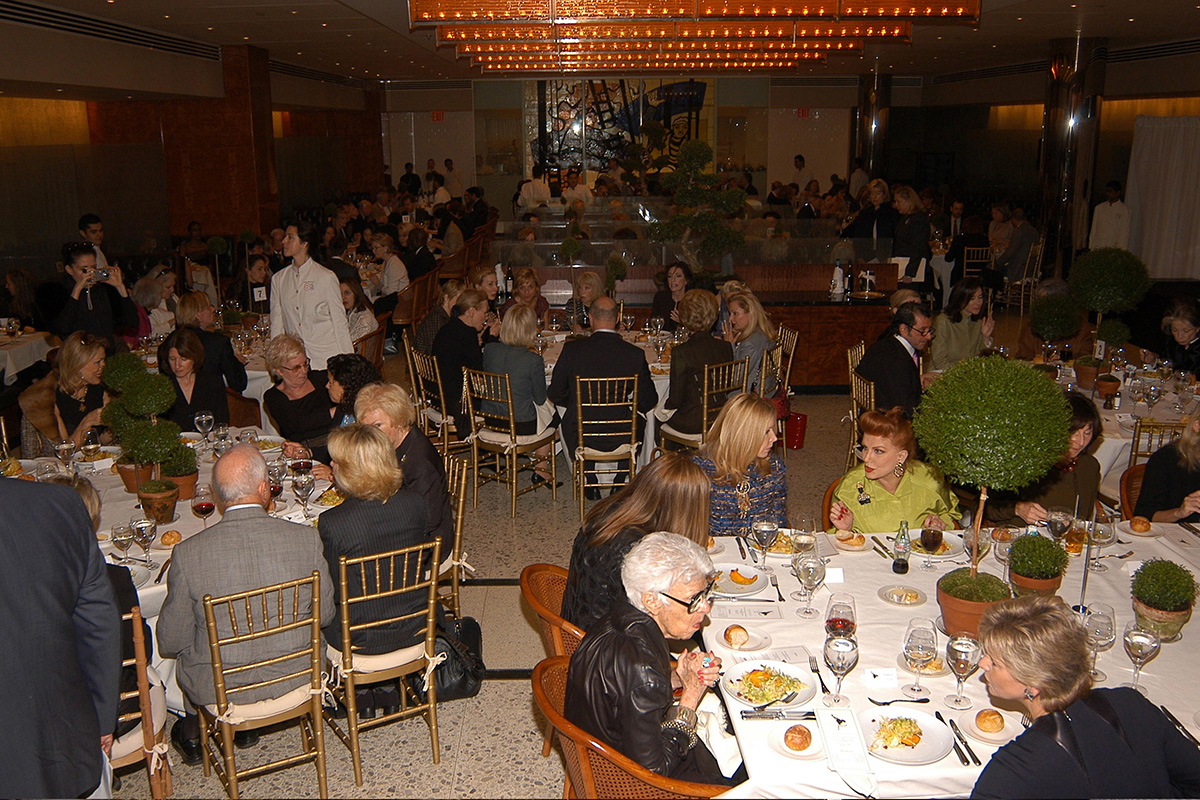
top-left (243, 36), bottom-right (249, 40)
top-left (322, 22), bottom-right (327, 27)
top-left (207, 26), bottom-right (213, 30)
top-left (1128, 17), bottom-right (1134, 20)
top-left (163, 14), bottom-right (169, 18)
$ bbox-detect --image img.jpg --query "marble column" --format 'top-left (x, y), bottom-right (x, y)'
top-left (1039, 36), bottom-right (1108, 278)
top-left (854, 68), bottom-right (892, 179)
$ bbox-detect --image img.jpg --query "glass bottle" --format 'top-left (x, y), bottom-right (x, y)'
top-left (893, 520), bottom-right (911, 575)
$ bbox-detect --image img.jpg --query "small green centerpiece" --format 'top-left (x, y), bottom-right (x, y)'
top-left (1008, 534), bottom-right (1070, 597)
top-left (649, 140), bottom-right (746, 274)
top-left (1030, 294), bottom-right (1082, 360)
top-left (1131, 558), bottom-right (1199, 642)
top-left (136, 478), bottom-right (179, 524)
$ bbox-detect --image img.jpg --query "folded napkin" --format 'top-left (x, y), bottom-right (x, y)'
top-left (697, 692), bottom-right (743, 779)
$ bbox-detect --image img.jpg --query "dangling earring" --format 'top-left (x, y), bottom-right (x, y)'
top-left (894, 460), bottom-right (907, 478)
top-left (1024, 688), bottom-right (1036, 701)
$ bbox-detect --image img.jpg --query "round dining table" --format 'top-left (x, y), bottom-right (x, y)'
top-left (0, 330), bottom-right (52, 386)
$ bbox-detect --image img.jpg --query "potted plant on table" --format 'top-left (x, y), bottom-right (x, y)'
top-left (1029, 294), bottom-right (1082, 367)
top-left (1008, 534), bottom-right (1070, 597)
top-left (1131, 558), bottom-right (1199, 643)
top-left (1069, 248), bottom-right (1151, 347)
top-left (1072, 355), bottom-right (1104, 390)
top-left (913, 356), bottom-right (1072, 635)
top-left (136, 478), bottom-right (180, 524)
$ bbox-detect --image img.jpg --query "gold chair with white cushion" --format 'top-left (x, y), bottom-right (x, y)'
top-left (572, 375), bottom-right (640, 521)
top-left (658, 357), bottom-right (749, 451)
top-left (109, 605), bottom-right (173, 798)
top-left (408, 336), bottom-right (469, 458)
top-left (437, 454), bottom-right (471, 617)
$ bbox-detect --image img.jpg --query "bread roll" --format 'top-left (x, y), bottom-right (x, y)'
top-left (1131, 516), bottom-right (1152, 533)
top-left (161, 530), bottom-right (182, 546)
top-left (784, 724), bottom-right (812, 751)
top-left (975, 709), bottom-right (1005, 733)
top-left (724, 624), bottom-right (750, 648)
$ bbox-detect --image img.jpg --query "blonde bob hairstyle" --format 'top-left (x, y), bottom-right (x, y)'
top-left (354, 382), bottom-right (417, 431)
top-left (500, 304), bottom-right (538, 348)
top-left (726, 291), bottom-right (777, 342)
top-left (574, 270), bottom-right (605, 301)
top-left (1177, 417), bottom-right (1200, 473)
top-left (175, 291), bottom-right (213, 327)
top-left (677, 289), bottom-right (719, 334)
top-left (978, 595), bottom-right (1092, 713)
top-left (328, 423), bottom-right (405, 502)
top-left (514, 267), bottom-right (542, 293)
top-left (58, 331), bottom-right (106, 396)
top-left (263, 333), bottom-right (307, 382)
top-left (700, 392), bottom-right (778, 485)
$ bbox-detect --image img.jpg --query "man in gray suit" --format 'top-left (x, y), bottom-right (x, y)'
top-left (158, 444), bottom-right (334, 764)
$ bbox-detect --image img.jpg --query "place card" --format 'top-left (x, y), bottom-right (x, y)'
top-left (709, 604), bottom-right (783, 620)
top-left (730, 646), bottom-right (811, 665)
top-left (863, 667), bottom-right (899, 689)
top-left (825, 567), bottom-right (845, 584)
top-left (816, 708), bottom-right (876, 798)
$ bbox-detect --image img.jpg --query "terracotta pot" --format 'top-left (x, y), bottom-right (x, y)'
top-left (1010, 571), bottom-right (1063, 598)
top-left (137, 485), bottom-right (179, 525)
top-left (164, 470), bottom-right (199, 500)
top-left (1095, 376), bottom-right (1121, 399)
top-left (1133, 597), bottom-right (1193, 643)
top-left (116, 462), bottom-right (154, 493)
top-left (241, 314), bottom-right (260, 329)
top-left (936, 583), bottom-right (1003, 638)
top-left (1073, 362), bottom-right (1099, 390)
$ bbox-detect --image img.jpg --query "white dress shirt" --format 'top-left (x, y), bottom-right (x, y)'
top-left (269, 257), bottom-right (354, 370)
top-left (562, 184), bottom-right (593, 203)
top-left (518, 179), bottom-right (551, 208)
top-left (432, 186), bottom-right (452, 205)
top-left (444, 168), bottom-right (464, 199)
top-left (1089, 199), bottom-right (1130, 250)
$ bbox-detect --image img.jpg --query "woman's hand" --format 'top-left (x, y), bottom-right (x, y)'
top-left (830, 500), bottom-right (854, 532)
top-left (675, 650), bottom-right (718, 708)
top-left (282, 441), bottom-right (307, 459)
top-left (923, 514), bottom-right (947, 531)
top-left (669, 307), bottom-right (681, 324)
top-left (312, 463), bottom-right (333, 483)
top-left (1172, 491), bottom-right (1200, 521)
top-left (721, 320), bottom-right (738, 344)
top-left (982, 314), bottom-right (997, 339)
top-left (1015, 501), bottom-right (1048, 524)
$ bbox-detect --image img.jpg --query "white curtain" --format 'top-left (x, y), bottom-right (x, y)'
top-left (1125, 116), bottom-right (1200, 280)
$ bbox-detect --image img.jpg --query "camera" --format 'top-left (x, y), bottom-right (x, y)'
top-left (93, 267), bottom-right (111, 281)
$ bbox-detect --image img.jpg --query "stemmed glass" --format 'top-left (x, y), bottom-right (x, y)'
top-left (1123, 621), bottom-right (1160, 695)
top-left (790, 554), bottom-right (825, 618)
top-left (1146, 384), bottom-right (1163, 415)
top-left (293, 473), bottom-right (316, 519)
top-left (750, 519), bottom-right (778, 574)
top-left (291, 445), bottom-right (313, 475)
top-left (1046, 507), bottom-right (1073, 543)
top-left (901, 618), bottom-right (938, 698)
top-left (944, 634), bottom-right (982, 709)
top-left (191, 483), bottom-right (216, 529)
top-left (54, 438), bottom-right (76, 474)
top-left (1127, 380), bottom-right (1146, 416)
top-left (622, 313), bottom-right (635, 332)
top-left (268, 460), bottom-right (287, 511)
top-left (1173, 371), bottom-right (1191, 411)
top-left (194, 410), bottom-right (215, 449)
top-left (547, 314), bottom-right (562, 333)
top-left (1080, 602), bottom-right (1116, 682)
top-left (919, 526), bottom-right (943, 571)
top-left (992, 527), bottom-right (1014, 583)
top-left (1159, 358), bottom-right (1174, 382)
top-left (791, 516), bottom-right (816, 558)
top-left (825, 592), bottom-right (857, 638)
top-left (652, 338), bottom-right (668, 363)
top-left (650, 316), bottom-right (665, 335)
top-left (822, 636), bottom-right (859, 708)
top-left (80, 429), bottom-right (101, 475)
top-left (129, 513), bottom-right (158, 570)
top-left (1087, 520), bottom-right (1116, 573)
top-left (110, 524), bottom-right (134, 565)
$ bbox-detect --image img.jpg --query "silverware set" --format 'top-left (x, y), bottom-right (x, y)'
top-left (741, 709), bottom-right (816, 720)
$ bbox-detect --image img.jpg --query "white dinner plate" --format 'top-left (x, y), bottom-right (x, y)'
top-left (723, 660), bottom-right (817, 709)
top-left (126, 564), bottom-right (152, 589)
top-left (75, 446), bottom-right (121, 469)
top-left (1117, 520), bottom-right (1167, 538)
top-left (859, 709), bottom-right (955, 766)
top-left (877, 585), bottom-right (928, 607)
top-left (717, 626), bottom-right (772, 653)
top-left (768, 722), bottom-right (825, 760)
top-left (958, 709), bottom-right (1021, 747)
top-left (712, 563), bottom-right (768, 597)
top-left (254, 436), bottom-right (285, 453)
top-left (896, 653), bottom-right (950, 677)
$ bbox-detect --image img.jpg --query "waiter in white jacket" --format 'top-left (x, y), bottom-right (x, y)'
top-left (270, 220), bottom-right (354, 369)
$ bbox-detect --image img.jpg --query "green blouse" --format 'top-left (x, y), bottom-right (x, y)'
top-left (831, 461), bottom-right (962, 534)
top-left (930, 314), bottom-right (987, 372)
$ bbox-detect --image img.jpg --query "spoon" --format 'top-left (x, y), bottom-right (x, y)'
top-left (868, 697), bottom-right (931, 706)
top-left (753, 691), bottom-right (797, 711)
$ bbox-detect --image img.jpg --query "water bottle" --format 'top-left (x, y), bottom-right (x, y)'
top-left (893, 520), bottom-right (911, 575)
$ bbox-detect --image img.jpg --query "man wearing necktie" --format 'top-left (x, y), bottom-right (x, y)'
top-left (855, 301), bottom-right (936, 418)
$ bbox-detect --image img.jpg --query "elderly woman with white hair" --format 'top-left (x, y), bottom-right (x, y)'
top-left (564, 532), bottom-right (739, 787)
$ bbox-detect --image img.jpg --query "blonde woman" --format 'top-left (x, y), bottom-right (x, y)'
top-left (564, 270), bottom-right (604, 332)
top-left (55, 331), bottom-right (108, 447)
top-left (1135, 415), bottom-right (1200, 524)
top-left (721, 291), bottom-right (777, 395)
top-left (693, 393), bottom-right (786, 537)
top-left (262, 334), bottom-right (333, 447)
top-left (482, 304), bottom-right (559, 486)
top-left (500, 267), bottom-right (551, 323)
top-left (318, 424), bottom-right (441, 666)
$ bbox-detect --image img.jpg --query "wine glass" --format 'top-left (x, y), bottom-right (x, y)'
top-left (825, 592), bottom-right (857, 638)
top-left (110, 524), bottom-right (134, 565)
top-left (652, 338), bottom-right (668, 363)
top-left (1173, 370), bottom-right (1191, 411)
top-left (822, 636), bottom-right (859, 708)
top-left (268, 460), bottom-right (287, 510)
top-left (992, 528), bottom-right (1014, 583)
top-left (1087, 520), bottom-right (1116, 573)
top-left (1046, 507), bottom-right (1072, 543)
top-left (1127, 379), bottom-right (1146, 415)
top-left (944, 634), bottom-right (982, 709)
top-left (291, 445), bottom-right (313, 476)
top-left (1146, 384), bottom-right (1163, 415)
top-left (1080, 602), bottom-right (1116, 682)
top-left (547, 313), bottom-right (562, 333)
top-left (650, 316), bottom-right (665, 335)
top-left (191, 483), bottom-right (216, 529)
top-left (791, 554), bottom-right (825, 618)
top-left (622, 313), bottom-right (635, 332)
top-left (293, 472), bottom-right (316, 519)
top-left (919, 526), bottom-right (943, 571)
top-left (1123, 621), bottom-right (1160, 695)
top-left (1159, 358), bottom-right (1174, 382)
top-left (129, 513), bottom-right (158, 570)
top-left (750, 519), bottom-right (778, 574)
top-left (54, 438), bottom-right (76, 474)
top-left (80, 429), bottom-right (101, 475)
top-left (901, 618), bottom-right (938, 698)
top-left (790, 516), bottom-right (816, 558)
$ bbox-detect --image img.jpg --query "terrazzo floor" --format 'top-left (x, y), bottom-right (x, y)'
top-left (112, 312), bottom-right (1024, 799)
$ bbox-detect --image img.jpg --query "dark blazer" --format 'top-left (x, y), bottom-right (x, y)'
top-left (317, 490), bottom-right (440, 654)
top-left (406, 246), bottom-right (438, 281)
top-left (158, 326), bottom-right (248, 392)
top-left (856, 334), bottom-right (922, 417)
top-left (1134, 442), bottom-right (1200, 523)
top-left (432, 315), bottom-right (483, 429)
top-left (664, 333), bottom-right (734, 434)
top-left (157, 505), bottom-right (334, 707)
top-left (548, 330), bottom-right (657, 452)
top-left (166, 372), bottom-right (230, 431)
top-left (0, 480), bottom-right (120, 798)
top-left (482, 341), bottom-right (546, 423)
top-left (396, 427), bottom-right (454, 545)
top-left (893, 211), bottom-right (932, 283)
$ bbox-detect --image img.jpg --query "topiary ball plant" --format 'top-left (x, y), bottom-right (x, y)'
top-left (1009, 534), bottom-right (1070, 580)
top-left (1070, 247), bottom-right (1151, 317)
top-left (1030, 294), bottom-right (1082, 344)
top-left (1097, 318), bottom-right (1131, 349)
top-left (604, 252), bottom-right (628, 295)
top-left (101, 352), bottom-right (149, 395)
top-left (1132, 558), bottom-right (1199, 613)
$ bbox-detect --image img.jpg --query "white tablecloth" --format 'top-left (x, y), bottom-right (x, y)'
top-left (242, 354), bottom-right (278, 435)
top-left (0, 331), bottom-right (51, 385)
top-left (704, 527), bottom-right (1200, 798)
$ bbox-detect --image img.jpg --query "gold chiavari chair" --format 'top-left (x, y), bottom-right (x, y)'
top-left (1128, 418), bottom-right (1186, 469)
top-left (962, 246), bottom-right (992, 282)
top-left (437, 454), bottom-right (471, 618)
top-left (408, 338), bottom-right (469, 458)
top-left (109, 606), bottom-right (173, 798)
top-left (573, 375), bottom-right (640, 521)
top-left (658, 357), bottom-right (749, 450)
top-left (845, 342), bottom-right (874, 471)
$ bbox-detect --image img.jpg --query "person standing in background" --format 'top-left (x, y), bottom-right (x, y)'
top-left (1089, 180), bottom-right (1131, 250)
top-left (270, 220), bottom-right (354, 370)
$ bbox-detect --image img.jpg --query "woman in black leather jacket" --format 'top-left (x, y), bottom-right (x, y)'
top-left (564, 532), bottom-right (738, 786)
top-left (559, 453), bottom-right (710, 633)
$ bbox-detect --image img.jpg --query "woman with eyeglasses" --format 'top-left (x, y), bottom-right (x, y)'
top-left (564, 532), bottom-right (741, 787)
top-left (1146, 297), bottom-right (1200, 378)
top-left (829, 407), bottom-right (960, 535)
top-left (560, 452), bottom-right (710, 633)
top-left (263, 333), bottom-right (333, 449)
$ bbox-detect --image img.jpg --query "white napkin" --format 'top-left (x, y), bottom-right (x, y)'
top-left (697, 692), bottom-right (743, 779)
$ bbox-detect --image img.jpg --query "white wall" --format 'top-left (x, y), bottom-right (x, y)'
top-left (766, 107), bottom-right (852, 190)
top-left (385, 110), bottom-right (477, 187)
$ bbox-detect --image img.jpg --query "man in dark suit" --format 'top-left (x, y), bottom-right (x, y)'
top-left (856, 301), bottom-right (935, 418)
top-left (0, 479), bottom-right (121, 798)
top-left (405, 228), bottom-right (438, 281)
top-left (432, 288), bottom-right (488, 434)
top-left (157, 444), bottom-right (334, 764)
top-left (460, 186), bottom-right (489, 238)
top-left (549, 297), bottom-right (657, 497)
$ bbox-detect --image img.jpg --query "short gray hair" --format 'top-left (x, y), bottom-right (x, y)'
top-left (213, 443), bottom-right (268, 506)
top-left (622, 531), bottom-right (714, 613)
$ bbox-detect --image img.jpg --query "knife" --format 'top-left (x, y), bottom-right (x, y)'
top-left (154, 556), bottom-right (172, 584)
top-left (741, 710), bottom-right (817, 720)
top-left (947, 717), bottom-right (981, 765)
top-left (735, 536), bottom-right (747, 559)
top-left (1180, 521), bottom-right (1200, 539)
top-left (1161, 705), bottom-right (1200, 748)
top-left (871, 535), bottom-right (894, 559)
top-left (936, 710), bottom-right (970, 765)
top-left (871, 544), bottom-right (891, 560)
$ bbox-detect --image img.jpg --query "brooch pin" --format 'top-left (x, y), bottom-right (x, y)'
top-left (856, 482), bottom-right (872, 505)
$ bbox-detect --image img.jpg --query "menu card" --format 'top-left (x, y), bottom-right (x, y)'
top-left (708, 604), bottom-right (783, 620)
top-left (816, 708), bottom-right (877, 798)
top-left (729, 646), bottom-right (811, 665)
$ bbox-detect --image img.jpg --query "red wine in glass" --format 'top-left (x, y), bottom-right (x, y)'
top-left (292, 459), bottom-right (312, 474)
top-left (270, 483), bottom-right (284, 499)
top-left (826, 617), bottom-right (857, 637)
top-left (921, 528), bottom-right (944, 554)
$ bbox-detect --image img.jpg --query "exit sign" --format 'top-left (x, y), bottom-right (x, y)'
top-left (431, 111), bottom-right (444, 122)
top-left (796, 108), bottom-right (810, 119)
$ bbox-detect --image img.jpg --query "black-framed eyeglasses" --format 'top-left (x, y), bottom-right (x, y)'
top-left (660, 578), bottom-right (717, 614)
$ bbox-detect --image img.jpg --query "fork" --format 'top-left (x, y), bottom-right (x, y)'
top-left (808, 655), bottom-right (831, 695)
top-left (769, 574), bottom-right (785, 601)
top-left (1100, 550), bottom-right (1135, 560)
top-left (753, 691), bottom-right (797, 711)
top-left (869, 697), bottom-right (931, 706)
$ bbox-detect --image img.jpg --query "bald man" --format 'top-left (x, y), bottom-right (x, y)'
top-left (157, 444), bottom-right (333, 764)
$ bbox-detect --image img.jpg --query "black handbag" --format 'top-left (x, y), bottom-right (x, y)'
top-left (411, 616), bottom-right (485, 702)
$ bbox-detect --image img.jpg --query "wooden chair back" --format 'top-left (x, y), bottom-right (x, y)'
top-left (1120, 464), bottom-right (1146, 520)
top-left (962, 246), bottom-right (992, 281)
top-left (225, 389), bottom-right (262, 430)
top-left (1129, 418), bottom-right (1185, 469)
top-left (110, 605), bottom-right (173, 798)
top-left (701, 357), bottom-right (750, 434)
top-left (408, 344), bottom-right (463, 456)
top-left (353, 325), bottom-right (387, 371)
top-left (520, 564), bottom-right (585, 659)
top-left (821, 476), bottom-right (842, 532)
top-left (391, 274), bottom-right (427, 328)
top-left (438, 249), bottom-right (467, 282)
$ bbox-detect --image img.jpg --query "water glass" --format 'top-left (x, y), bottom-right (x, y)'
top-left (992, 528), bottom-right (1014, 583)
top-left (80, 429), bottom-right (101, 475)
top-left (751, 519), bottom-right (779, 573)
top-left (791, 554), bottom-right (825, 618)
top-left (1080, 602), bottom-right (1116, 682)
top-left (1046, 507), bottom-right (1073, 542)
top-left (1123, 621), bottom-right (1160, 695)
top-left (1087, 520), bottom-right (1116, 573)
top-left (293, 473), bottom-right (316, 519)
top-left (110, 524), bottom-right (134, 565)
top-left (901, 618), bottom-right (938, 698)
top-left (129, 514), bottom-right (158, 570)
top-left (945, 634), bottom-right (982, 709)
top-left (822, 636), bottom-right (858, 708)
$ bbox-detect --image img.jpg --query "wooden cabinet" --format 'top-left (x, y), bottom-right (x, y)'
top-left (766, 302), bottom-right (893, 388)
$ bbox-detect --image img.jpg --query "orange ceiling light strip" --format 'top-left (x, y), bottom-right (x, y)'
top-left (470, 50), bottom-right (826, 64)
top-left (838, 1), bottom-right (978, 20)
top-left (458, 38), bottom-right (860, 54)
top-left (413, 0), bottom-right (972, 23)
top-left (437, 20), bottom-right (907, 43)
